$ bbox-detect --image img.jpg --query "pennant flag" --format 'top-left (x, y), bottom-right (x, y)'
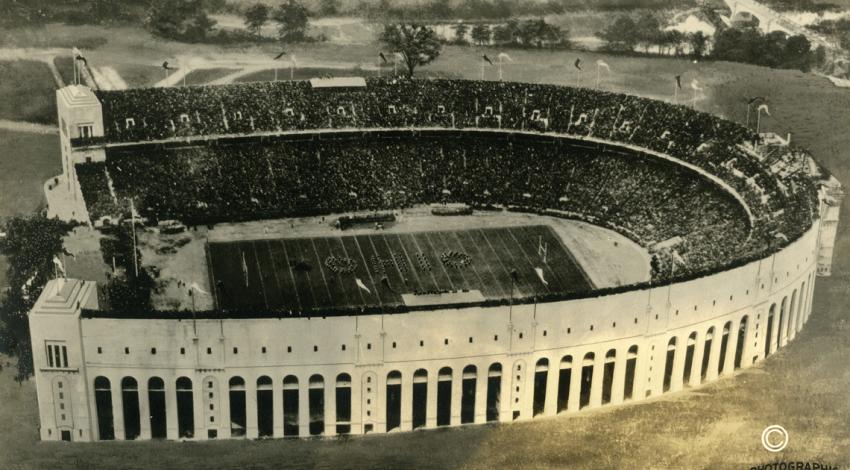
top-left (482, 54), bottom-right (494, 65)
top-left (498, 52), bottom-right (513, 62)
top-left (690, 79), bottom-right (703, 91)
top-left (188, 281), bottom-right (209, 295)
top-left (534, 267), bottom-right (549, 286)
top-left (574, 58), bottom-right (582, 70)
top-left (162, 61), bottom-right (172, 70)
top-left (758, 104), bottom-right (770, 116)
top-left (675, 75), bottom-right (682, 89)
top-left (273, 51), bottom-right (287, 60)
top-left (356, 278), bottom-right (371, 294)
top-left (379, 52), bottom-right (388, 64)
top-left (672, 250), bottom-right (686, 266)
top-left (596, 60), bottom-right (610, 71)
top-left (52, 255), bottom-right (66, 276)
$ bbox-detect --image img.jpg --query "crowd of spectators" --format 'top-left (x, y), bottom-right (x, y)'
top-left (79, 78), bottom-right (820, 283)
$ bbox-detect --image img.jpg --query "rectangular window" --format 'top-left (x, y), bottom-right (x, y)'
top-left (78, 124), bottom-right (94, 139)
top-left (45, 342), bottom-right (69, 368)
top-left (47, 345), bottom-right (54, 367)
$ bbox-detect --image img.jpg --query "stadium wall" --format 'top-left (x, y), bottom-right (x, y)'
top-left (29, 220), bottom-right (820, 442)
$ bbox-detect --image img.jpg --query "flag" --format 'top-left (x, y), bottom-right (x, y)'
top-left (534, 267), bottom-right (548, 286)
top-left (758, 104), bottom-right (770, 116)
top-left (356, 278), bottom-right (371, 294)
top-left (188, 281), bottom-right (209, 295)
top-left (379, 52), bottom-right (388, 64)
top-left (675, 75), bottom-right (682, 89)
top-left (52, 255), bottom-right (66, 276)
top-left (672, 250), bottom-right (686, 266)
top-left (690, 79), bottom-right (703, 91)
top-left (596, 60), bottom-right (610, 71)
top-left (498, 52), bottom-right (513, 62)
top-left (482, 54), bottom-right (493, 65)
top-left (273, 51), bottom-right (287, 60)
top-left (162, 61), bottom-right (171, 70)
top-left (574, 58), bottom-right (582, 70)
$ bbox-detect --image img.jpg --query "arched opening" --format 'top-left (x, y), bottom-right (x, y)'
top-left (256, 376), bottom-right (273, 437)
top-left (735, 316), bottom-right (749, 369)
top-left (719, 321), bottom-right (731, 374)
top-left (308, 374), bottom-right (325, 435)
top-left (533, 358), bottom-right (549, 416)
top-left (412, 369), bottom-right (428, 428)
top-left (121, 377), bottom-right (140, 440)
top-left (797, 282), bottom-right (806, 332)
top-left (386, 371), bottom-right (402, 432)
top-left (777, 297), bottom-right (787, 350)
top-left (437, 367), bottom-right (452, 426)
top-left (229, 376), bottom-right (246, 437)
top-left (579, 352), bottom-right (594, 409)
top-left (335, 373), bottom-right (352, 435)
top-left (624, 346), bottom-right (638, 400)
top-left (283, 375), bottom-right (299, 436)
top-left (461, 365), bottom-right (477, 424)
top-left (176, 377), bottom-right (194, 438)
top-left (557, 355), bottom-right (572, 412)
top-left (602, 349), bottom-right (616, 404)
top-left (94, 376), bottom-right (114, 440)
top-left (486, 364), bottom-right (501, 422)
top-left (701, 327), bottom-right (714, 380)
top-left (765, 305), bottom-right (775, 358)
top-left (683, 332), bottom-right (697, 386)
top-left (148, 377), bottom-right (167, 439)
top-left (787, 290), bottom-right (797, 341)
top-left (663, 337), bottom-right (677, 392)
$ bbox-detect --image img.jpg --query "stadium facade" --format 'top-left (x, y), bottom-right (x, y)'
top-left (30, 80), bottom-right (841, 441)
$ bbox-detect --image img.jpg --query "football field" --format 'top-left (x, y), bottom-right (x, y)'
top-left (207, 225), bottom-right (593, 312)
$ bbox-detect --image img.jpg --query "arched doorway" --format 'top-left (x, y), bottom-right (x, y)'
top-left (533, 358), bottom-right (549, 416)
top-left (412, 369), bottom-right (428, 429)
top-left (683, 332), bottom-right (697, 386)
top-left (735, 315), bottom-right (749, 369)
top-left (486, 364), bottom-right (501, 422)
top-left (335, 373), bottom-right (352, 435)
top-left (386, 371), bottom-right (402, 432)
top-left (602, 349), bottom-right (616, 404)
top-left (121, 377), bottom-right (140, 440)
top-left (148, 377), bottom-right (167, 439)
top-left (579, 352), bottom-right (594, 408)
top-left (94, 376), bottom-right (114, 440)
top-left (176, 377), bottom-right (194, 438)
top-left (229, 376), bottom-right (246, 437)
top-left (701, 328), bottom-right (714, 380)
top-left (256, 376), bottom-right (273, 437)
top-left (282, 375), bottom-right (299, 436)
top-left (663, 337), bottom-right (677, 392)
top-left (765, 305), bottom-right (776, 358)
top-left (437, 367), bottom-right (452, 426)
top-left (557, 355), bottom-right (572, 412)
top-left (624, 346), bottom-right (638, 400)
top-left (461, 365), bottom-right (477, 424)
top-left (308, 374), bottom-right (325, 435)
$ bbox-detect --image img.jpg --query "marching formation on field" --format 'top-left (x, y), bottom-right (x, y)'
top-left (77, 78), bottom-right (818, 282)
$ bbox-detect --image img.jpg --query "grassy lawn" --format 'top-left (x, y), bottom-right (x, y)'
top-left (1, 22), bottom-right (850, 468)
top-left (0, 61), bottom-right (57, 124)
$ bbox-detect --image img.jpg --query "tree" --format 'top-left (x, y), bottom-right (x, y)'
top-left (273, 0), bottom-right (310, 43)
top-left (145, 0), bottom-right (216, 42)
top-left (493, 19), bottom-right (519, 45)
top-left (379, 23), bottom-right (442, 78)
top-left (689, 31), bottom-right (709, 58)
top-left (452, 23), bottom-right (469, 44)
top-left (471, 24), bottom-right (491, 45)
top-left (244, 3), bottom-right (269, 36)
top-left (598, 16), bottom-right (638, 52)
top-left (635, 12), bottom-right (662, 53)
top-left (318, 0), bottom-right (338, 16)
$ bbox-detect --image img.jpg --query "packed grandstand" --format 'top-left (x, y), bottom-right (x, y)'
top-left (73, 78), bottom-right (820, 291)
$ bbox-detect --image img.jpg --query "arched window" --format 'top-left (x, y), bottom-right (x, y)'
top-left (787, 290), bottom-right (797, 342)
top-left (602, 349), bottom-right (616, 404)
top-left (797, 282), bottom-right (806, 332)
top-left (735, 315), bottom-right (749, 369)
top-left (94, 376), bottom-right (114, 440)
top-left (624, 346), bottom-right (638, 400)
top-left (557, 356), bottom-right (572, 412)
top-left (437, 367), bottom-right (452, 426)
top-left (282, 376), bottom-right (299, 436)
top-left (148, 377), bottom-right (167, 439)
top-left (580, 353), bottom-right (595, 408)
top-left (461, 365), bottom-right (477, 424)
top-left (485, 364), bottom-right (502, 422)
top-left (308, 374), bottom-right (325, 436)
top-left (335, 373), bottom-right (352, 435)
top-left (121, 377), bottom-right (140, 440)
top-left (229, 377), bottom-right (246, 437)
top-left (386, 371), bottom-right (402, 432)
top-left (413, 369), bottom-right (429, 428)
top-left (257, 376), bottom-right (273, 438)
top-left (176, 377), bottom-right (194, 438)
top-left (533, 358), bottom-right (549, 416)
top-left (663, 337), bottom-right (677, 392)
top-left (701, 327), bottom-right (714, 380)
top-left (683, 332), bottom-right (697, 386)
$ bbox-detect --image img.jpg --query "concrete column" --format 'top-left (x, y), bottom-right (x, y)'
top-left (426, 370), bottom-right (438, 428)
top-left (165, 378), bottom-right (178, 440)
top-left (611, 352), bottom-right (627, 405)
top-left (324, 380), bottom-right (336, 437)
top-left (647, 340), bottom-right (664, 397)
top-left (705, 327), bottom-right (723, 382)
top-left (520, 363), bottom-right (535, 420)
top-left (112, 383), bottom-right (125, 440)
top-left (474, 367), bottom-right (487, 424)
top-left (246, 380), bottom-right (258, 439)
top-left (272, 379), bottom-right (283, 438)
top-left (589, 354), bottom-right (604, 408)
top-left (498, 368), bottom-right (512, 422)
top-left (450, 371), bottom-right (462, 426)
top-left (138, 379), bottom-right (151, 440)
top-left (670, 337), bottom-right (686, 393)
top-left (543, 361), bottom-right (559, 416)
top-left (218, 378), bottom-right (231, 439)
top-left (689, 333), bottom-right (704, 388)
top-left (567, 366), bottom-right (581, 412)
top-left (350, 373), bottom-right (363, 435)
top-left (630, 344), bottom-right (649, 400)
top-left (724, 319), bottom-right (740, 373)
top-left (193, 378), bottom-right (205, 440)
top-left (400, 372), bottom-right (413, 431)
top-left (298, 381), bottom-right (310, 437)
top-left (788, 305), bottom-right (797, 342)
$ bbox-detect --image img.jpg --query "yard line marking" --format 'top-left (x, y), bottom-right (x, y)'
top-left (280, 240), bottom-right (310, 312)
top-left (270, 240), bottom-right (301, 311)
top-left (334, 237), bottom-right (367, 307)
top-left (477, 228), bottom-right (528, 298)
top-left (367, 235), bottom-right (403, 303)
top-left (449, 230), bottom-right (489, 293)
top-left (352, 235), bottom-right (384, 306)
top-left (505, 227), bottom-right (553, 294)
top-left (318, 237), bottom-right (352, 308)
top-left (403, 233), bottom-right (441, 291)
top-left (538, 225), bottom-right (595, 289)
top-left (309, 238), bottom-right (335, 307)
top-left (264, 240), bottom-right (284, 305)
top-left (457, 230), bottom-right (508, 297)
top-left (433, 231), bottom-right (473, 290)
top-left (205, 242), bottom-right (221, 309)
top-left (382, 235), bottom-right (422, 291)
top-left (251, 241), bottom-right (270, 309)
top-left (418, 232), bottom-right (457, 292)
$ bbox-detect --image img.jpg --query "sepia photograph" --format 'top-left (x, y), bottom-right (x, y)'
top-left (0, 0), bottom-right (848, 468)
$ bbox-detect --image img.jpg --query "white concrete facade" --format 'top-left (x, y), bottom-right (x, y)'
top-left (29, 221), bottom-right (821, 442)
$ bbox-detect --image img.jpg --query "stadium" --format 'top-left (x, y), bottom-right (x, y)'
top-left (29, 76), bottom-right (841, 442)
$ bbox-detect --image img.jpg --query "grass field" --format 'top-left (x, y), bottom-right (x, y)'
top-left (1, 20), bottom-right (850, 468)
top-left (182, 67), bottom-right (240, 85)
top-left (208, 225), bottom-right (590, 312)
top-left (0, 60), bottom-right (57, 124)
